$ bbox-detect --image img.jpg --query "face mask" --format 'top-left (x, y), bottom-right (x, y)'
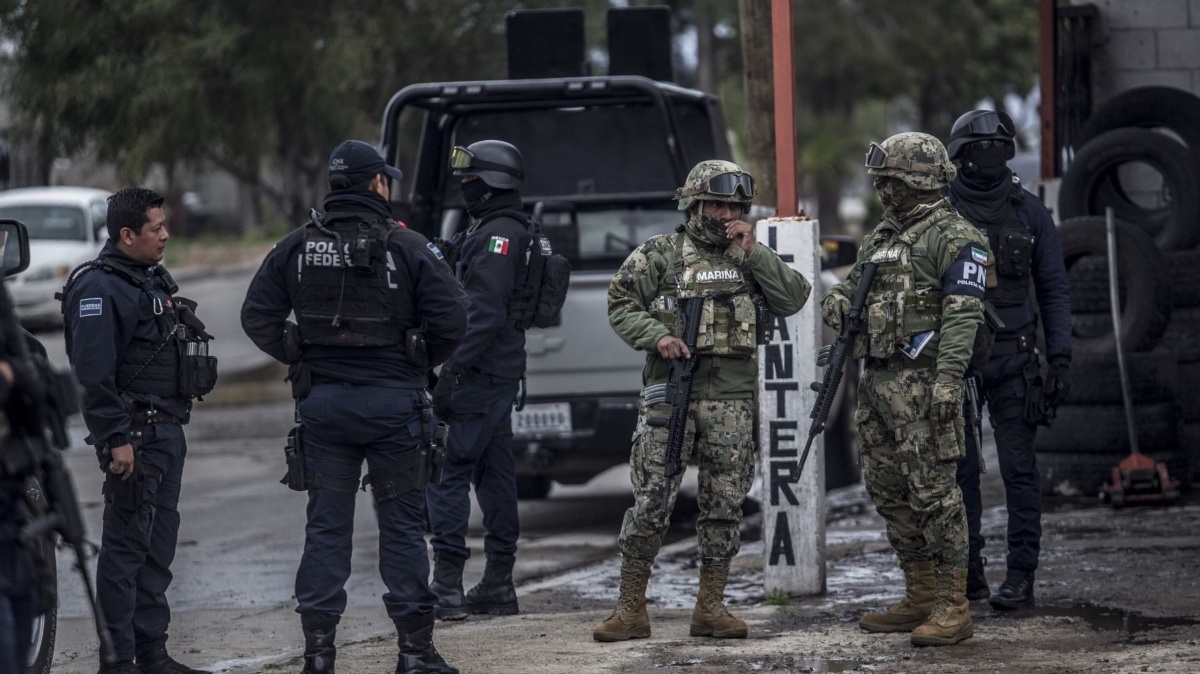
top-left (461, 178), bottom-right (493, 214)
top-left (874, 176), bottom-right (941, 223)
top-left (959, 142), bottom-right (1010, 185)
top-left (685, 212), bottom-right (731, 247)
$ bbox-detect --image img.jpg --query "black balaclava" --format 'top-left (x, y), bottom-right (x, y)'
top-left (958, 141), bottom-right (1011, 188)
top-left (461, 178), bottom-right (495, 216)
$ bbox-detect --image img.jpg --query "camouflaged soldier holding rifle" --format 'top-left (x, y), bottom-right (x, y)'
top-left (822, 133), bottom-right (988, 646)
top-left (595, 160), bottom-right (811, 643)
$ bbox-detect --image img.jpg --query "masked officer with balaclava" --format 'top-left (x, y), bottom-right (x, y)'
top-left (595, 160), bottom-right (810, 643)
top-left (63, 188), bottom-right (217, 673)
top-left (946, 110), bottom-right (1072, 610)
top-left (426, 140), bottom-right (532, 621)
top-left (823, 133), bottom-right (987, 646)
top-left (241, 140), bottom-right (467, 674)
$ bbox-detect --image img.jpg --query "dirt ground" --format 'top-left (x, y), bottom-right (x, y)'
top-left (228, 486), bottom-right (1200, 674)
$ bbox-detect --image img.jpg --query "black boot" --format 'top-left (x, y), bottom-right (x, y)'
top-left (394, 614), bottom-right (459, 674)
top-left (430, 551), bottom-right (469, 621)
top-left (966, 557), bottom-right (990, 601)
top-left (300, 612), bottom-right (339, 674)
top-left (465, 553), bottom-right (518, 615)
top-left (989, 568), bottom-right (1035, 610)
top-left (135, 636), bottom-right (211, 674)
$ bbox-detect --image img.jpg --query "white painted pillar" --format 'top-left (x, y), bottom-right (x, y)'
top-left (757, 217), bottom-right (825, 596)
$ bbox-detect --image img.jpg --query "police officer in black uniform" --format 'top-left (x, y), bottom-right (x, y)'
top-left (241, 140), bottom-right (467, 674)
top-left (946, 111), bottom-right (1072, 610)
top-left (426, 140), bottom-right (531, 620)
top-left (0, 226), bottom-right (41, 674)
top-left (63, 188), bottom-right (216, 674)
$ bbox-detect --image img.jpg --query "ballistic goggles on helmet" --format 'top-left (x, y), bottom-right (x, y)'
top-left (959, 113), bottom-right (1016, 139)
top-left (449, 145), bottom-right (525, 179)
top-left (680, 172), bottom-right (756, 200)
top-left (864, 143), bottom-right (948, 179)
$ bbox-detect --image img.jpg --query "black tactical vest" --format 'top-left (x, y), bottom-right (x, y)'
top-left (296, 211), bottom-right (402, 347)
top-left (981, 192), bottom-right (1034, 308)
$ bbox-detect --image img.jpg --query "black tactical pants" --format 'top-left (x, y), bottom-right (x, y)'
top-left (426, 371), bottom-right (520, 562)
top-left (295, 383), bottom-right (436, 621)
top-left (0, 515), bottom-right (39, 674)
top-left (96, 422), bottom-right (187, 663)
top-left (956, 351), bottom-right (1043, 572)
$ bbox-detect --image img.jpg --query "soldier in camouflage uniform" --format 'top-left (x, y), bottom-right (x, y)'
top-left (594, 160), bottom-right (811, 643)
top-left (822, 133), bottom-right (988, 646)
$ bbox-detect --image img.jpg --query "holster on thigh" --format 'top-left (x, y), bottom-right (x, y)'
top-left (360, 451), bottom-right (426, 504)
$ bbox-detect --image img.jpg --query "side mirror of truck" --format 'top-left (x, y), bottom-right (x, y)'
top-left (820, 235), bottom-right (858, 271)
top-left (0, 219), bottom-right (31, 278)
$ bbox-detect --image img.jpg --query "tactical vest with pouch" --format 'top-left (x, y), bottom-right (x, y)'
top-left (296, 211), bottom-right (402, 347)
top-left (860, 215), bottom-right (956, 361)
top-left (674, 234), bottom-right (759, 357)
top-left (981, 191), bottom-right (1034, 309)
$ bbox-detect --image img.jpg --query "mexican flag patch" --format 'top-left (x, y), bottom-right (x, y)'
top-left (487, 236), bottom-right (510, 255)
top-left (970, 246), bottom-right (989, 265)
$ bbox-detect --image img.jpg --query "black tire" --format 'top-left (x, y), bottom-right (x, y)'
top-left (1059, 128), bottom-right (1200, 250)
top-left (1177, 361), bottom-right (1200, 423)
top-left (1165, 250), bottom-right (1200, 308)
top-left (1182, 422), bottom-right (1200, 480)
top-left (1077, 86), bottom-right (1200, 157)
top-left (1035, 402), bottom-right (1181, 454)
top-left (1071, 249), bottom-right (1200, 312)
top-left (1066, 348), bottom-right (1178, 405)
top-left (515, 474), bottom-right (553, 500)
top-left (1058, 217), bottom-right (1171, 354)
top-left (1037, 448), bottom-right (1190, 497)
top-left (1159, 307), bottom-right (1200, 365)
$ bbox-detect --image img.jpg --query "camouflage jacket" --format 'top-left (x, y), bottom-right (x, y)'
top-left (828, 201), bottom-right (988, 378)
top-left (608, 226), bottom-right (812, 399)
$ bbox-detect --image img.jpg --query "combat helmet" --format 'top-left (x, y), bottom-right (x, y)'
top-left (946, 109), bottom-right (1017, 160)
top-left (865, 132), bottom-right (957, 190)
top-left (674, 160), bottom-right (755, 211)
top-left (450, 140), bottom-right (524, 190)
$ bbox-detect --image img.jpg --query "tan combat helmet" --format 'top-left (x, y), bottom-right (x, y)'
top-left (865, 132), bottom-right (957, 190)
top-left (674, 160), bottom-right (756, 211)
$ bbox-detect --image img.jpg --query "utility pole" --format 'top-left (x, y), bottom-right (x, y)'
top-left (739, 0), bottom-right (776, 208)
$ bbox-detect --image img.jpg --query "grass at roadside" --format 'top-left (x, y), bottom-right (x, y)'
top-left (163, 231), bottom-right (280, 270)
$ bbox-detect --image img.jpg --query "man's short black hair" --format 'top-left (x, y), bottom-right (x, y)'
top-left (107, 187), bottom-right (164, 240)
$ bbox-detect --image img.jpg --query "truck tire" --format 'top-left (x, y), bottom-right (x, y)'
top-left (1177, 361), bottom-right (1200, 423)
top-left (1182, 422), bottom-right (1200, 480)
top-left (516, 474), bottom-right (553, 500)
top-left (1059, 217), bottom-right (1170, 354)
top-left (1059, 128), bottom-right (1200, 250)
top-left (1159, 308), bottom-right (1200, 365)
top-left (1034, 402), bottom-right (1181, 454)
top-left (1164, 250), bottom-right (1200, 308)
top-left (1077, 86), bottom-right (1200, 157)
top-left (1065, 348), bottom-right (1178, 405)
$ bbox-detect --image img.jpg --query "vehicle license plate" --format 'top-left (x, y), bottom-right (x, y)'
top-left (512, 402), bottom-right (572, 437)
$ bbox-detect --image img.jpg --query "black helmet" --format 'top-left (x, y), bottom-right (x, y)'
top-left (450, 140), bottom-right (524, 190)
top-left (947, 109), bottom-right (1017, 160)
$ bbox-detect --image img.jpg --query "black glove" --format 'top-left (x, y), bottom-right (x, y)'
top-left (1044, 355), bottom-right (1071, 407)
top-left (433, 369), bottom-right (457, 419)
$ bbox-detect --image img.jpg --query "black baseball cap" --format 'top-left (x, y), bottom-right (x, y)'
top-left (328, 140), bottom-right (403, 188)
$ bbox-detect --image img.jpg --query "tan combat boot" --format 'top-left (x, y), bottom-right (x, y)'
top-left (593, 559), bottom-right (652, 642)
top-left (911, 566), bottom-right (974, 646)
top-left (690, 558), bottom-right (747, 638)
top-left (858, 560), bottom-right (936, 632)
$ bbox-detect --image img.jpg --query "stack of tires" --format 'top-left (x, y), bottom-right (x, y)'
top-left (1041, 86), bottom-right (1200, 496)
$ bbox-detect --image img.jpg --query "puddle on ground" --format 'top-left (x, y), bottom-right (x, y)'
top-left (1028, 604), bottom-right (1200, 633)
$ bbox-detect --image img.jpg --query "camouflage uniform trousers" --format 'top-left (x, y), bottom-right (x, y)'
top-left (618, 397), bottom-right (756, 563)
top-left (854, 365), bottom-right (968, 569)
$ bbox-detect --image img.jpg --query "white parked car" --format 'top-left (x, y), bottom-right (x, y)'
top-left (0, 186), bottom-right (111, 328)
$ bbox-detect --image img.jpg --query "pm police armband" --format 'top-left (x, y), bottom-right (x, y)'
top-left (942, 244), bottom-right (988, 298)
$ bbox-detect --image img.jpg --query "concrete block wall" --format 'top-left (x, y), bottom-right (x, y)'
top-left (1073, 0), bottom-right (1200, 103)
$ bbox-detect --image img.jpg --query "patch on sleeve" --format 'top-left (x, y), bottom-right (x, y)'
top-left (79, 297), bottom-right (103, 318)
top-left (942, 245), bottom-right (987, 298)
top-left (487, 236), bottom-right (510, 255)
top-left (426, 241), bottom-right (444, 260)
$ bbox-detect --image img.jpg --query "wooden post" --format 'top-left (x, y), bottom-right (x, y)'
top-left (758, 217), bottom-right (824, 596)
top-left (771, 0), bottom-right (797, 217)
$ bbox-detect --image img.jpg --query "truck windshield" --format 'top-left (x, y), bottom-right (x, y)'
top-left (0, 205), bottom-right (88, 242)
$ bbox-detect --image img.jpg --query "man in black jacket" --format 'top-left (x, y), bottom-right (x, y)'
top-left (63, 188), bottom-right (214, 674)
top-left (946, 110), bottom-right (1072, 610)
top-left (241, 140), bottom-right (467, 674)
top-left (426, 140), bottom-right (531, 620)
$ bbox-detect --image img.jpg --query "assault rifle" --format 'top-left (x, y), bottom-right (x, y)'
top-left (1, 288), bottom-right (116, 665)
top-left (791, 261), bottom-right (879, 482)
top-left (642, 295), bottom-right (705, 521)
